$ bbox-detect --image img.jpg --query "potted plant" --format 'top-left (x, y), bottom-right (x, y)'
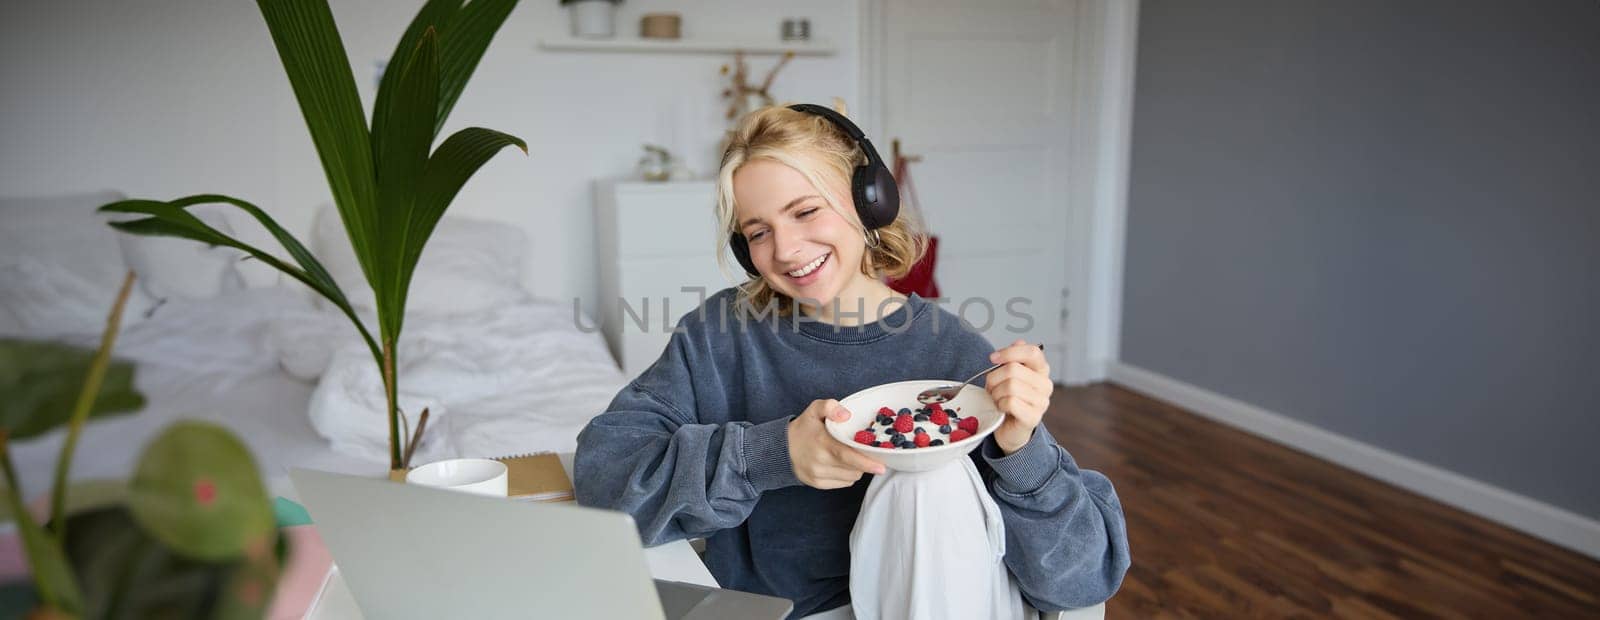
top-left (1, 274), bottom-right (281, 618)
top-left (99, 0), bottom-right (525, 472)
top-left (560, 0), bottom-right (621, 38)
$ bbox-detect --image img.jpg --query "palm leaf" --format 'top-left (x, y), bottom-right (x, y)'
top-left (375, 0), bottom-right (462, 147)
top-left (435, 0), bottom-right (518, 135)
top-left (371, 28), bottom-right (442, 342)
top-left (375, 0), bottom-right (517, 139)
top-left (399, 127), bottom-right (526, 292)
top-left (256, 0), bottom-right (380, 283)
top-left (99, 196), bottom-right (381, 366)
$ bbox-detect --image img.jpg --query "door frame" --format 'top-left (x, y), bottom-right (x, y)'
top-left (858, 0), bottom-right (1141, 384)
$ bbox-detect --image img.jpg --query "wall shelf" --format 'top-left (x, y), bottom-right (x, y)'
top-left (538, 36), bottom-right (836, 56)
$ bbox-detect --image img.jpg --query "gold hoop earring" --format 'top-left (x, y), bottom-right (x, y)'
top-left (865, 229), bottom-right (883, 249)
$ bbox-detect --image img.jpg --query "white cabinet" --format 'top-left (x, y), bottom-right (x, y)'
top-left (595, 180), bottom-right (739, 379)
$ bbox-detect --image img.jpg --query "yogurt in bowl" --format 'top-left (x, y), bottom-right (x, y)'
top-left (826, 379), bottom-right (1005, 472)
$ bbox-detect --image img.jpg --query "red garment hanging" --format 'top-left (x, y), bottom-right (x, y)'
top-left (885, 147), bottom-right (940, 298)
top-left (887, 236), bottom-right (940, 298)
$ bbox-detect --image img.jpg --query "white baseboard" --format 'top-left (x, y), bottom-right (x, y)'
top-left (1106, 362), bottom-right (1600, 561)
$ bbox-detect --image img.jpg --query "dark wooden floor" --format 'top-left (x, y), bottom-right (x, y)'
top-left (1043, 383), bottom-right (1600, 619)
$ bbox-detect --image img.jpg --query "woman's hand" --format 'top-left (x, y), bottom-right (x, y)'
top-left (986, 340), bottom-right (1054, 455)
top-left (788, 399), bottom-right (886, 489)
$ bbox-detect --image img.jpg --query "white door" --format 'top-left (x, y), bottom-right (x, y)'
top-left (873, 0), bottom-right (1085, 383)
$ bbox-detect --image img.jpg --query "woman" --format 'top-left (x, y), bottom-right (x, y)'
top-left (574, 102), bottom-right (1129, 619)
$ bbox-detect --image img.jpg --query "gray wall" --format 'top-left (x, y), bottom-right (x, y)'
top-left (1121, 0), bottom-right (1600, 519)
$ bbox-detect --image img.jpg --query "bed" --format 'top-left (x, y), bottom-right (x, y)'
top-left (2, 191), bottom-right (627, 500)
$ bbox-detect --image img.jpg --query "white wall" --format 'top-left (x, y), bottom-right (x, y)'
top-left (0, 0), bottom-right (861, 317)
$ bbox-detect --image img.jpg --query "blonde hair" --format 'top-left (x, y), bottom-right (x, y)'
top-left (714, 102), bottom-right (926, 316)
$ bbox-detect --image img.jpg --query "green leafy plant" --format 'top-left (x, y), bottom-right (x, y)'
top-left (98, 0), bottom-right (525, 470)
top-left (1, 274), bottom-right (280, 618)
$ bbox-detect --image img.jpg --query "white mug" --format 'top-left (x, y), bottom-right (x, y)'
top-left (405, 458), bottom-right (508, 497)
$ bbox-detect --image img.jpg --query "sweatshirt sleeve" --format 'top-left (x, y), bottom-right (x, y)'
top-left (976, 426), bottom-right (1132, 611)
top-left (573, 325), bottom-right (802, 547)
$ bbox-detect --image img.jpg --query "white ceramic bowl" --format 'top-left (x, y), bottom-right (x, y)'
top-left (405, 458), bottom-right (509, 497)
top-left (826, 379), bottom-right (1004, 472)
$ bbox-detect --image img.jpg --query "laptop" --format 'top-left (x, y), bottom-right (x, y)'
top-left (289, 468), bottom-right (792, 620)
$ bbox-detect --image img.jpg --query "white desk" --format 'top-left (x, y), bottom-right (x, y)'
top-left (293, 455), bottom-right (1103, 620)
top-left (299, 453), bottom-right (716, 619)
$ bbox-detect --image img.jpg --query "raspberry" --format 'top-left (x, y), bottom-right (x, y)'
top-left (878, 407), bottom-right (895, 417)
top-left (949, 429), bottom-right (972, 442)
top-left (879, 441), bottom-right (894, 449)
top-left (914, 433), bottom-right (931, 448)
top-left (893, 414), bottom-right (913, 434)
top-left (929, 408), bottom-right (950, 426)
top-left (958, 416), bottom-right (979, 434)
top-left (854, 430), bottom-right (877, 445)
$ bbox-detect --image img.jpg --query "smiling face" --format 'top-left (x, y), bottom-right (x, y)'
top-left (731, 158), bottom-right (871, 311)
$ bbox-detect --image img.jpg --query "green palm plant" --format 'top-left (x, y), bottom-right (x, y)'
top-left (99, 0), bottom-right (525, 470)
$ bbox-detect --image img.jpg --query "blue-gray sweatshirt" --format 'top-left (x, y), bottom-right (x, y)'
top-left (574, 289), bottom-right (1130, 618)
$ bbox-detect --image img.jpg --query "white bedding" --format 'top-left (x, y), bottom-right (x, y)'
top-left (271, 289), bottom-right (628, 465)
top-left (10, 285), bottom-right (627, 498)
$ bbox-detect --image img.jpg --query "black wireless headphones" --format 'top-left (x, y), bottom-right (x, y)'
top-left (728, 103), bottom-right (901, 278)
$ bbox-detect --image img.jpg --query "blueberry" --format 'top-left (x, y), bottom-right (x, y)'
top-left (930, 439), bottom-right (945, 446)
top-left (914, 427), bottom-right (927, 435)
top-left (939, 424), bottom-right (952, 434)
top-left (913, 413), bottom-right (929, 422)
top-left (898, 408), bottom-right (912, 416)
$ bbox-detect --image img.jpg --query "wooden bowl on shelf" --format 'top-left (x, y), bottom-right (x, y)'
top-left (640, 13), bottom-right (681, 39)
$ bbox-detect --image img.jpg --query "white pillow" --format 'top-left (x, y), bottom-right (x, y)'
top-left (0, 191), bottom-right (156, 335)
top-left (310, 205), bottom-right (527, 316)
top-left (114, 204), bottom-right (246, 302)
top-left (0, 257), bottom-right (155, 337)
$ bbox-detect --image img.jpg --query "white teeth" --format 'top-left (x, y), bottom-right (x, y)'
top-left (787, 253), bottom-right (828, 278)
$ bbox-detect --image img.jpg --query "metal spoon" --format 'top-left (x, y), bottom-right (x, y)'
top-left (915, 344), bottom-right (1044, 404)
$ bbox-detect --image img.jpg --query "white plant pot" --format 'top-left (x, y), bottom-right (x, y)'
top-left (569, 0), bottom-right (616, 39)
